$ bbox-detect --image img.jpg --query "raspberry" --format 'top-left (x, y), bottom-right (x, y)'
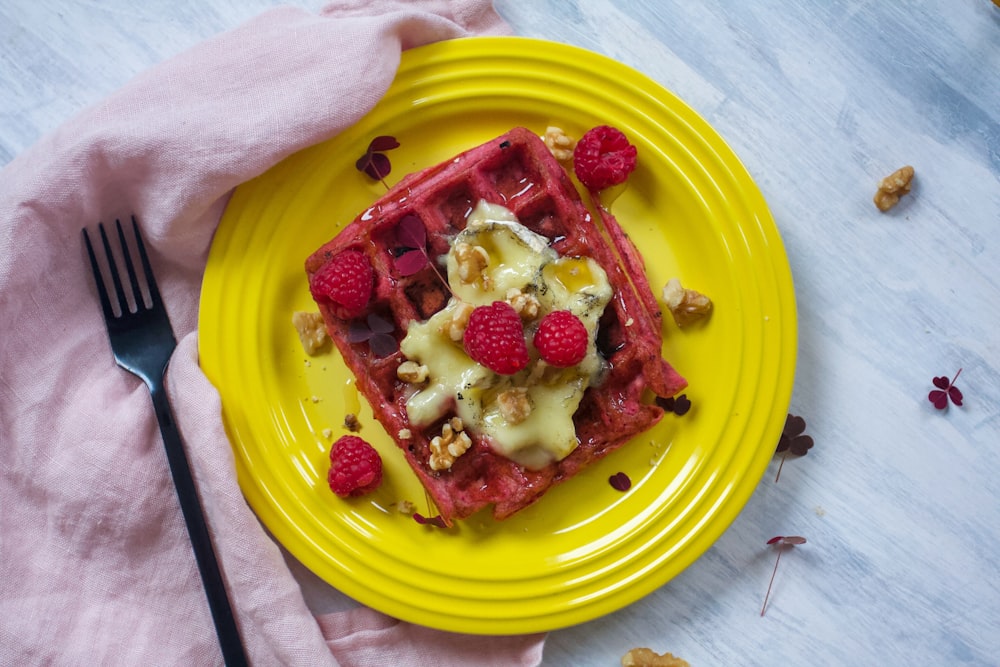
top-left (572, 125), bottom-right (637, 190)
top-left (328, 435), bottom-right (383, 497)
top-left (462, 301), bottom-right (530, 375)
top-left (309, 250), bottom-right (373, 319)
top-left (533, 310), bottom-right (589, 367)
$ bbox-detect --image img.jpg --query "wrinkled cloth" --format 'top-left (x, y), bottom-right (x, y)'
top-left (0, 1), bottom-right (545, 664)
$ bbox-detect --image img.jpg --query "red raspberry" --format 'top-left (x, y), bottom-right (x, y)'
top-left (462, 301), bottom-right (530, 375)
top-left (309, 250), bottom-right (373, 319)
top-left (328, 435), bottom-right (383, 497)
top-left (533, 310), bottom-right (589, 367)
top-left (572, 125), bottom-right (637, 190)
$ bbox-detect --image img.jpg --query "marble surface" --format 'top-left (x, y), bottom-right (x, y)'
top-left (3, 1), bottom-right (999, 665)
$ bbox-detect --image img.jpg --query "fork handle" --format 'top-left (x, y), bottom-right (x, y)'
top-left (150, 380), bottom-right (249, 667)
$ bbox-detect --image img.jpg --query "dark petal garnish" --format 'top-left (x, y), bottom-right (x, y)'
top-left (369, 333), bottom-right (399, 358)
top-left (609, 472), bottom-right (631, 491)
top-left (394, 248), bottom-right (428, 276)
top-left (932, 376), bottom-right (950, 390)
top-left (784, 415), bottom-right (807, 438)
top-left (789, 435), bottom-right (814, 456)
top-left (396, 214), bottom-right (426, 249)
top-left (368, 135), bottom-right (400, 152)
top-left (948, 385), bottom-right (964, 406)
top-left (347, 320), bottom-right (374, 343)
top-left (367, 312), bottom-right (395, 335)
top-left (928, 390), bottom-right (948, 409)
top-left (413, 513), bottom-right (448, 528)
top-left (672, 394), bottom-right (692, 416)
top-left (363, 153), bottom-right (392, 181)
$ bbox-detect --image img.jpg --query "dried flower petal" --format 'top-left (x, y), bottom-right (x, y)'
top-left (368, 135), bottom-right (400, 152)
top-left (413, 513), bottom-right (448, 528)
top-left (396, 214), bottom-right (426, 249)
top-left (609, 472), bottom-right (632, 491)
top-left (928, 369), bottom-right (963, 410)
top-left (761, 535), bottom-right (807, 616)
top-left (655, 393), bottom-right (692, 416)
top-left (355, 135), bottom-right (400, 185)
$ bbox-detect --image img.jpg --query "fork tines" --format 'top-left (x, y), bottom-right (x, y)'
top-left (83, 216), bottom-right (161, 322)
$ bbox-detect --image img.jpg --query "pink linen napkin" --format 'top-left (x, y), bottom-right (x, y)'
top-left (0, 1), bottom-right (545, 665)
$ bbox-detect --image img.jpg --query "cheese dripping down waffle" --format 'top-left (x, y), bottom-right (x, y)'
top-left (305, 126), bottom-right (686, 524)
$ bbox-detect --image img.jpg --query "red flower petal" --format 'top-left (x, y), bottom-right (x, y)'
top-left (394, 249), bottom-right (428, 276)
top-left (928, 389), bottom-right (948, 409)
top-left (368, 135), bottom-right (400, 152)
top-left (932, 376), bottom-right (951, 390)
top-left (948, 385), bottom-right (964, 406)
top-left (609, 472), bottom-right (632, 491)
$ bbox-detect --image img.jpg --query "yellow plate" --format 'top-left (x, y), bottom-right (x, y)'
top-left (199, 36), bottom-right (796, 635)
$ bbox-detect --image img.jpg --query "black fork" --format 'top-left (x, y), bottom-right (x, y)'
top-left (83, 217), bottom-right (248, 666)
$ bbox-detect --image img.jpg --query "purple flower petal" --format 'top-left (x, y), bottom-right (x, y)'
top-left (396, 214), bottom-right (426, 249)
top-left (369, 333), bottom-right (399, 358)
top-left (394, 249), bottom-right (428, 276)
top-left (368, 135), bottom-right (400, 152)
top-left (363, 153), bottom-right (391, 180)
top-left (367, 313), bottom-right (395, 335)
top-left (609, 472), bottom-right (631, 491)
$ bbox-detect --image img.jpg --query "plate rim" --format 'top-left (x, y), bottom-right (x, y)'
top-left (199, 35), bottom-right (797, 634)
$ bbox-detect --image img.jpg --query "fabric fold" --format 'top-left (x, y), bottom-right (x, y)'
top-left (0, 2), bottom-right (545, 665)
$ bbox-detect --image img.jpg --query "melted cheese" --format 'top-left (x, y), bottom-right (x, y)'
top-left (399, 200), bottom-right (612, 470)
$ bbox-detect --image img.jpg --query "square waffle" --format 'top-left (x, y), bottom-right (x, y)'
top-left (305, 126), bottom-right (686, 523)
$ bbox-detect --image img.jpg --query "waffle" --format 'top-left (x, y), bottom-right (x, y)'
top-left (305, 126), bottom-right (686, 523)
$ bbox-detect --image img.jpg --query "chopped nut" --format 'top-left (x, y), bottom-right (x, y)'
top-left (343, 413), bottom-right (361, 432)
top-left (505, 287), bottom-right (541, 320)
top-left (397, 360), bottom-right (430, 384)
top-left (321, 428), bottom-right (333, 439)
top-left (543, 126), bottom-right (577, 162)
top-left (397, 428), bottom-right (412, 440)
top-left (454, 242), bottom-right (490, 284)
top-left (396, 500), bottom-right (416, 515)
top-left (497, 387), bottom-right (532, 424)
top-left (662, 278), bottom-right (713, 327)
top-left (873, 165), bottom-right (915, 211)
top-left (622, 648), bottom-right (690, 667)
top-left (291, 311), bottom-right (329, 355)
top-left (428, 418), bottom-right (472, 471)
top-left (443, 301), bottom-right (474, 342)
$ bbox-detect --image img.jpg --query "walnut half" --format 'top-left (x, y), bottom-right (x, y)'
top-left (622, 648), bottom-right (691, 667)
top-left (873, 165), bottom-right (914, 212)
top-left (662, 278), bottom-right (712, 327)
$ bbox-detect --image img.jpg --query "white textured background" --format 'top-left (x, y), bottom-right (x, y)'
top-left (3, 1), bottom-right (998, 665)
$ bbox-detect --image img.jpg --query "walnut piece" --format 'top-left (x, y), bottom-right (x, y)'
top-left (343, 413), bottom-right (361, 432)
top-left (505, 287), bottom-right (541, 321)
top-left (291, 311), bottom-right (329, 355)
top-left (662, 278), bottom-right (713, 327)
top-left (442, 300), bottom-right (474, 342)
top-left (397, 360), bottom-right (429, 384)
top-left (454, 242), bottom-right (490, 284)
top-left (497, 387), bottom-right (532, 424)
top-left (428, 417), bottom-right (472, 471)
top-left (873, 165), bottom-right (914, 211)
top-left (621, 648), bottom-right (691, 667)
top-left (543, 126), bottom-right (577, 162)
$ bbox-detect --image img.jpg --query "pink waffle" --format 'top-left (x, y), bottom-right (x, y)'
top-left (305, 127), bottom-right (686, 523)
